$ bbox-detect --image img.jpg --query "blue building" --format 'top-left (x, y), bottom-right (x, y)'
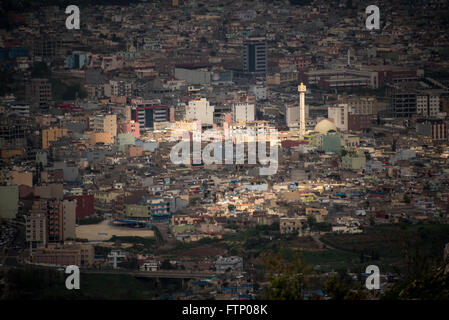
top-left (65, 52), bottom-right (87, 69)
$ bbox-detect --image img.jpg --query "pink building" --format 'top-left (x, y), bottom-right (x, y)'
top-left (35, 115), bottom-right (58, 127)
top-left (117, 121), bottom-right (140, 139)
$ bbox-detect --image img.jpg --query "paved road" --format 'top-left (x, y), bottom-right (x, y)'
top-left (82, 269), bottom-right (220, 279)
top-left (153, 222), bottom-right (177, 250)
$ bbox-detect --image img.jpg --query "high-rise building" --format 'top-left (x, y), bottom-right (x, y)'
top-left (26, 197), bottom-right (76, 248)
top-left (186, 97), bottom-right (214, 125)
top-left (243, 38), bottom-right (267, 74)
top-left (390, 90), bottom-right (417, 118)
top-left (131, 103), bottom-right (169, 131)
top-left (26, 198), bottom-right (48, 247)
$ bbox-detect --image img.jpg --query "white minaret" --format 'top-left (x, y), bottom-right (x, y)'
top-left (298, 82), bottom-right (307, 138)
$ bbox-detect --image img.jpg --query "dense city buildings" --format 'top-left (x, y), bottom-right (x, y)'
top-left (1, 0), bottom-right (449, 303)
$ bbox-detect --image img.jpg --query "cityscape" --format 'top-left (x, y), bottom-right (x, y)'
top-left (1, 0), bottom-right (449, 302)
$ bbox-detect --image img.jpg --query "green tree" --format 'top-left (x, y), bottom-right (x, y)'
top-left (261, 251), bottom-right (313, 300)
top-left (323, 275), bottom-right (367, 300)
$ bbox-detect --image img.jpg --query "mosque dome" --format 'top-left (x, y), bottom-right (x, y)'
top-left (314, 119), bottom-right (337, 134)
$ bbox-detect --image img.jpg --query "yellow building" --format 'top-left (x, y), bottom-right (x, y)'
top-left (42, 127), bottom-right (68, 149)
top-left (171, 214), bottom-right (200, 226)
top-left (89, 131), bottom-right (114, 145)
top-left (0, 170), bottom-right (33, 187)
top-left (282, 191), bottom-right (319, 204)
top-left (341, 133), bottom-right (360, 148)
top-left (1, 148), bottom-right (23, 159)
top-left (299, 193), bottom-right (319, 204)
top-left (305, 207), bottom-right (328, 222)
top-left (93, 190), bottom-right (122, 203)
top-left (89, 114), bottom-right (117, 137)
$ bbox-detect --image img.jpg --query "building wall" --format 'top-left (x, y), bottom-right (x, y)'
top-left (126, 145), bottom-right (143, 158)
top-left (116, 133), bottom-right (135, 153)
top-left (232, 103), bottom-right (255, 123)
top-left (322, 134), bottom-right (342, 153)
top-left (1, 148), bottom-right (23, 159)
top-left (280, 217), bottom-right (307, 234)
top-left (42, 127), bottom-right (67, 149)
top-left (174, 68), bottom-right (211, 85)
top-left (124, 204), bottom-right (149, 219)
top-left (30, 248), bottom-right (80, 266)
top-left (10, 171), bottom-right (33, 187)
top-left (89, 131), bottom-right (114, 145)
top-left (117, 121), bottom-right (140, 139)
top-left (328, 104), bottom-right (349, 131)
top-left (186, 98), bottom-right (214, 125)
top-left (64, 194), bottom-right (94, 220)
top-left (417, 94), bottom-right (440, 117)
top-left (342, 153), bottom-right (366, 170)
top-left (348, 114), bottom-right (371, 131)
top-left (89, 114), bottom-right (117, 137)
top-left (286, 105), bottom-right (300, 127)
top-left (34, 184), bottom-right (64, 200)
top-left (0, 185), bottom-right (19, 219)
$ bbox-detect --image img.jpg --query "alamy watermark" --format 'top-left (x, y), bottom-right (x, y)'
top-left (65, 5), bottom-right (80, 30)
top-left (169, 126), bottom-right (279, 176)
top-left (365, 265), bottom-right (380, 290)
top-left (65, 265), bottom-right (80, 290)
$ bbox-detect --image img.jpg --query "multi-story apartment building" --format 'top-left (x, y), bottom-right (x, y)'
top-left (26, 197), bottom-right (76, 248)
top-left (110, 79), bottom-right (133, 97)
top-left (328, 104), bottom-right (350, 131)
top-left (26, 79), bottom-right (52, 105)
top-left (130, 102), bottom-right (169, 131)
top-left (417, 94), bottom-right (440, 117)
top-left (89, 114), bottom-right (117, 137)
top-left (243, 38), bottom-right (267, 74)
top-left (41, 127), bottom-right (68, 149)
top-left (232, 103), bottom-right (255, 123)
top-left (186, 97), bottom-right (214, 125)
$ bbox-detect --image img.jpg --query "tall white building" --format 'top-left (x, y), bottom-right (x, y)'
top-left (232, 103), bottom-right (255, 123)
top-left (186, 98), bottom-right (214, 125)
top-left (417, 94), bottom-right (440, 117)
top-left (328, 104), bottom-right (350, 131)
